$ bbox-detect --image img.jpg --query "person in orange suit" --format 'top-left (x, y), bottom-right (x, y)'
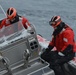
top-left (41, 16), bottom-right (75, 75)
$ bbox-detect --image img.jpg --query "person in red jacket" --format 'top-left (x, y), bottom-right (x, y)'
top-left (0, 7), bottom-right (30, 29)
top-left (41, 16), bottom-right (75, 75)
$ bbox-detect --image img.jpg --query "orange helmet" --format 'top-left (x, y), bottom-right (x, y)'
top-left (7, 7), bottom-right (17, 20)
top-left (49, 16), bottom-right (62, 28)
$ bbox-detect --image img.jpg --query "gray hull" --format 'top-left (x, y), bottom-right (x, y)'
top-left (0, 21), bottom-right (75, 75)
top-left (0, 22), bottom-right (54, 75)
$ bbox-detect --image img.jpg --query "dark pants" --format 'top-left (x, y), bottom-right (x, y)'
top-left (41, 51), bottom-right (75, 75)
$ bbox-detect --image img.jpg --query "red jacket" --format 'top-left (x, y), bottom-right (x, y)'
top-left (49, 27), bottom-right (76, 52)
top-left (0, 16), bottom-right (30, 29)
top-left (0, 16), bottom-right (30, 36)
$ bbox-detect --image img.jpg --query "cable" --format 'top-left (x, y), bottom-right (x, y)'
top-left (0, 5), bottom-right (6, 17)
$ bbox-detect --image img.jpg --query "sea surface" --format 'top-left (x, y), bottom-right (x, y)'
top-left (0, 0), bottom-right (76, 40)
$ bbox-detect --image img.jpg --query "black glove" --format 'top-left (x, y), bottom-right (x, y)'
top-left (41, 45), bottom-right (53, 62)
top-left (45, 45), bottom-right (54, 53)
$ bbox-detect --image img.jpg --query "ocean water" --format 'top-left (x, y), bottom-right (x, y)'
top-left (0, 0), bottom-right (76, 40)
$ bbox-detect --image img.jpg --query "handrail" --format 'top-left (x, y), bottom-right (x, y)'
top-left (27, 57), bottom-right (49, 75)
